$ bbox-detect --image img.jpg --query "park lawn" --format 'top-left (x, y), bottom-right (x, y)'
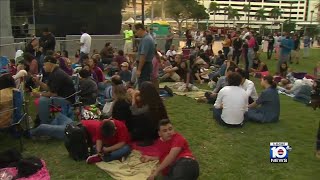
top-left (1, 49), bottom-right (320, 179)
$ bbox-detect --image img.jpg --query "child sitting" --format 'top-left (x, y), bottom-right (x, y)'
top-left (250, 58), bottom-right (268, 77)
top-left (84, 119), bottom-right (131, 164)
top-left (119, 62), bottom-right (132, 84)
top-left (215, 50), bottom-right (225, 67)
top-left (140, 119), bottom-right (199, 180)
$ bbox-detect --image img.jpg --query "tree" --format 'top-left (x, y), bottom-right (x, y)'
top-left (270, 7), bottom-right (282, 33)
top-left (123, 0), bottom-right (137, 23)
top-left (192, 4), bottom-right (209, 29)
top-left (243, 4), bottom-right (251, 26)
top-left (166, 0), bottom-right (205, 36)
top-left (223, 6), bottom-right (230, 28)
top-left (255, 8), bottom-right (267, 21)
top-left (146, 1), bottom-right (162, 18)
top-left (209, 2), bottom-right (220, 26)
top-left (288, 2), bottom-right (294, 23)
top-left (228, 8), bottom-right (241, 27)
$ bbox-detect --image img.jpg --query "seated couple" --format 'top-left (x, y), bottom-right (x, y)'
top-left (213, 73), bottom-right (280, 127)
top-left (86, 118), bottom-right (200, 180)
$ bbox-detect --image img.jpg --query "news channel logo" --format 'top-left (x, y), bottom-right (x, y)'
top-left (270, 142), bottom-right (292, 163)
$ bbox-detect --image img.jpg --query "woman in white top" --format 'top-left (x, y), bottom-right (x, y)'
top-left (213, 72), bottom-right (248, 127)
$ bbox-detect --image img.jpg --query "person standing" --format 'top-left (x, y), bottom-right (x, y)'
top-left (149, 28), bottom-right (157, 48)
top-left (278, 32), bottom-right (293, 73)
top-left (291, 34), bottom-right (301, 64)
top-left (123, 24), bottom-right (134, 60)
top-left (247, 32), bottom-right (256, 69)
top-left (79, 27), bottom-right (92, 65)
top-left (134, 23), bottom-right (155, 86)
top-left (165, 27), bottom-right (174, 53)
top-left (266, 34), bottom-right (275, 60)
top-left (303, 35), bottom-right (311, 58)
top-left (232, 32), bottom-right (242, 64)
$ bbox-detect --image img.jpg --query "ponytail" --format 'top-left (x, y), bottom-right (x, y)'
top-left (263, 75), bottom-right (277, 89)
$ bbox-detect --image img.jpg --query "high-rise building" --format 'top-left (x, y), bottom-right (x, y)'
top-left (198, 0), bottom-right (319, 27)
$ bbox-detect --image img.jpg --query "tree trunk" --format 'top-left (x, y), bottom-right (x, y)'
top-left (161, 0), bottom-right (165, 20)
top-left (133, 0), bottom-right (137, 23)
top-left (213, 12), bottom-right (216, 27)
top-left (178, 21), bottom-right (182, 37)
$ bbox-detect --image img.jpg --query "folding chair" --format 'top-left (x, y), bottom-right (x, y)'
top-left (0, 88), bottom-right (30, 151)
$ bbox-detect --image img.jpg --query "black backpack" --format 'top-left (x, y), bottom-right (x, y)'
top-left (64, 122), bottom-right (93, 161)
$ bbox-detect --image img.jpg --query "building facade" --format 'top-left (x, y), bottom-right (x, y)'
top-left (198, 0), bottom-right (319, 27)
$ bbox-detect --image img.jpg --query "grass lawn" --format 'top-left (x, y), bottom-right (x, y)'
top-left (1, 49), bottom-right (320, 179)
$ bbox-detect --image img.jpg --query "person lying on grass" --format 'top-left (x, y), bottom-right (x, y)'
top-left (84, 119), bottom-right (131, 164)
top-left (140, 119), bottom-right (199, 180)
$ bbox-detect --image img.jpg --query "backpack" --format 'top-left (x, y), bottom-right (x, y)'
top-left (64, 122), bottom-right (93, 161)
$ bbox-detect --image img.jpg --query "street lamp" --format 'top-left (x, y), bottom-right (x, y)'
top-left (311, 10), bottom-right (315, 25)
top-left (142, 0), bottom-right (145, 25)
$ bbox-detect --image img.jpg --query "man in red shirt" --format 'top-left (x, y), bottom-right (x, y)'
top-left (140, 119), bottom-right (199, 180)
top-left (83, 119), bottom-right (131, 164)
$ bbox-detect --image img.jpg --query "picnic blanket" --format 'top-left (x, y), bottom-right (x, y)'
top-left (96, 150), bottom-right (158, 180)
top-left (159, 82), bottom-right (206, 100)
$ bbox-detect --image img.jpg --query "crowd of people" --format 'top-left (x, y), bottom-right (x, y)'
top-left (1, 23), bottom-right (320, 179)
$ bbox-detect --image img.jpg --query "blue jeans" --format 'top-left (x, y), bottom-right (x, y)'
top-left (38, 96), bottom-right (72, 124)
top-left (30, 113), bottom-right (73, 139)
top-left (79, 52), bottom-right (88, 65)
top-left (93, 144), bottom-right (131, 162)
top-left (247, 48), bottom-right (255, 69)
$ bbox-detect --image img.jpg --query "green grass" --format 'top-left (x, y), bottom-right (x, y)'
top-left (1, 49), bottom-right (320, 179)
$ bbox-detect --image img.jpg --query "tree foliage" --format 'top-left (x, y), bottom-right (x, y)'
top-left (270, 7), bottom-right (282, 20)
top-left (255, 8), bottom-right (267, 20)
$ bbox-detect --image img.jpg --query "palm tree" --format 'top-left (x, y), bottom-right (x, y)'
top-left (228, 9), bottom-right (241, 27)
top-left (270, 7), bottom-right (282, 33)
top-left (209, 2), bottom-right (220, 26)
top-left (256, 8), bottom-right (267, 33)
top-left (223, 6), bottom-right (230, 28)
top-left (243, 4), bottom-right (251, 26)
top-left (255, 8), bottom-right (267, 21)
top-left (288, 2), bottom-right (294, 23)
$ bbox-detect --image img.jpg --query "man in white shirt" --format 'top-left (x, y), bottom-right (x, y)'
top-left (241, 27), bottom-right (250, 40)
top-left (213, 72), bottom-right (248, 126)
top-left (79, 27), bottom-right (92, 65)
top-left (236, 68), bottom-right (258, 103)
top-left (165, 45), bottom-right (176, 62)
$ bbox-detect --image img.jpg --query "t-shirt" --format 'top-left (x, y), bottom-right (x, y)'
top-left (255, 88), bottom-right (280, 122)
top-left (280, 38), bottom-right (293, 55)
top-left (81, 120), bottom-right (130, 146)
top-left (152, 57), bottom-right (160, 79)
top-left (268, 37), bottom-right (275, 48)
top-left (214, 86), bottom-right (248, 125)
top-left (293, 39), bottom-right (300, 50)
top-left (240, 79), bottom-right (259, 101)
top-left (137, 33), bottom-right (155, 78)
top-left (80, 33), bottom-right (92, 54)
top-left (155, 133), bottom-right (194, 175)
top-left (124, 30), bottom-right (134, 43)
top-left (119, 70), bottom-right (132, 82)
top-left (114, 55), bottom-right (127, 68)
top-left (165, 50), bottom-right (176, 57)
top-left (112, 100), bottom-right (132, 128)
top-left (93, 66), bottom-right (105, 83)
top-left (47, 66), bottom-right (76, 103)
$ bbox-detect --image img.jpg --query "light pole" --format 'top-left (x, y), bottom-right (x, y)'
top-left (311, 10), bottom-right (315, 25)
top-left (142, 0), bottom-right (145, 25)
top-left (248, 0), bottom-right (251, 27)
top-left (151, 0), bottom-right (154, 25)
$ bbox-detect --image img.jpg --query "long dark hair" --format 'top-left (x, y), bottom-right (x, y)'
top-left (139, 82), bottom-right (168, 121)
top-left (263, 75), bottom-right (277, 89)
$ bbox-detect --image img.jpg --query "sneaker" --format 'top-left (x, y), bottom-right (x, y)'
top-left (86, 154), bottom-right (102, 164)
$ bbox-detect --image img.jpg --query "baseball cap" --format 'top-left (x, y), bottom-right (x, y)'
top-left (121, 62), bottom-right (129, 67)
top-left (43, 56), bottom-right (57, 64)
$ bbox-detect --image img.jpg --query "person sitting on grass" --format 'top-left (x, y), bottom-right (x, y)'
top-left (314, 61), bottom-right (320, 79)
top-left (213, 72), bottom-right (248, 127)
top-left (140, 119), bottom-right (199, 180)
top-left (245, 75), bottom-right (280, 123)
top-left (119, 62), bottom-right (132, 84)
top-left (130, 82), bottom-right (168, 146)
top-left (78, 69), bottom-right (98, 105)
top-left (84, 119), bottom-right (131, 164)
top-left (198, 66), bottom-right (236, 104)
top-left (250, 58), bottom-right (268, 77)
top-left (236, 68), bottom-right (259, 104)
